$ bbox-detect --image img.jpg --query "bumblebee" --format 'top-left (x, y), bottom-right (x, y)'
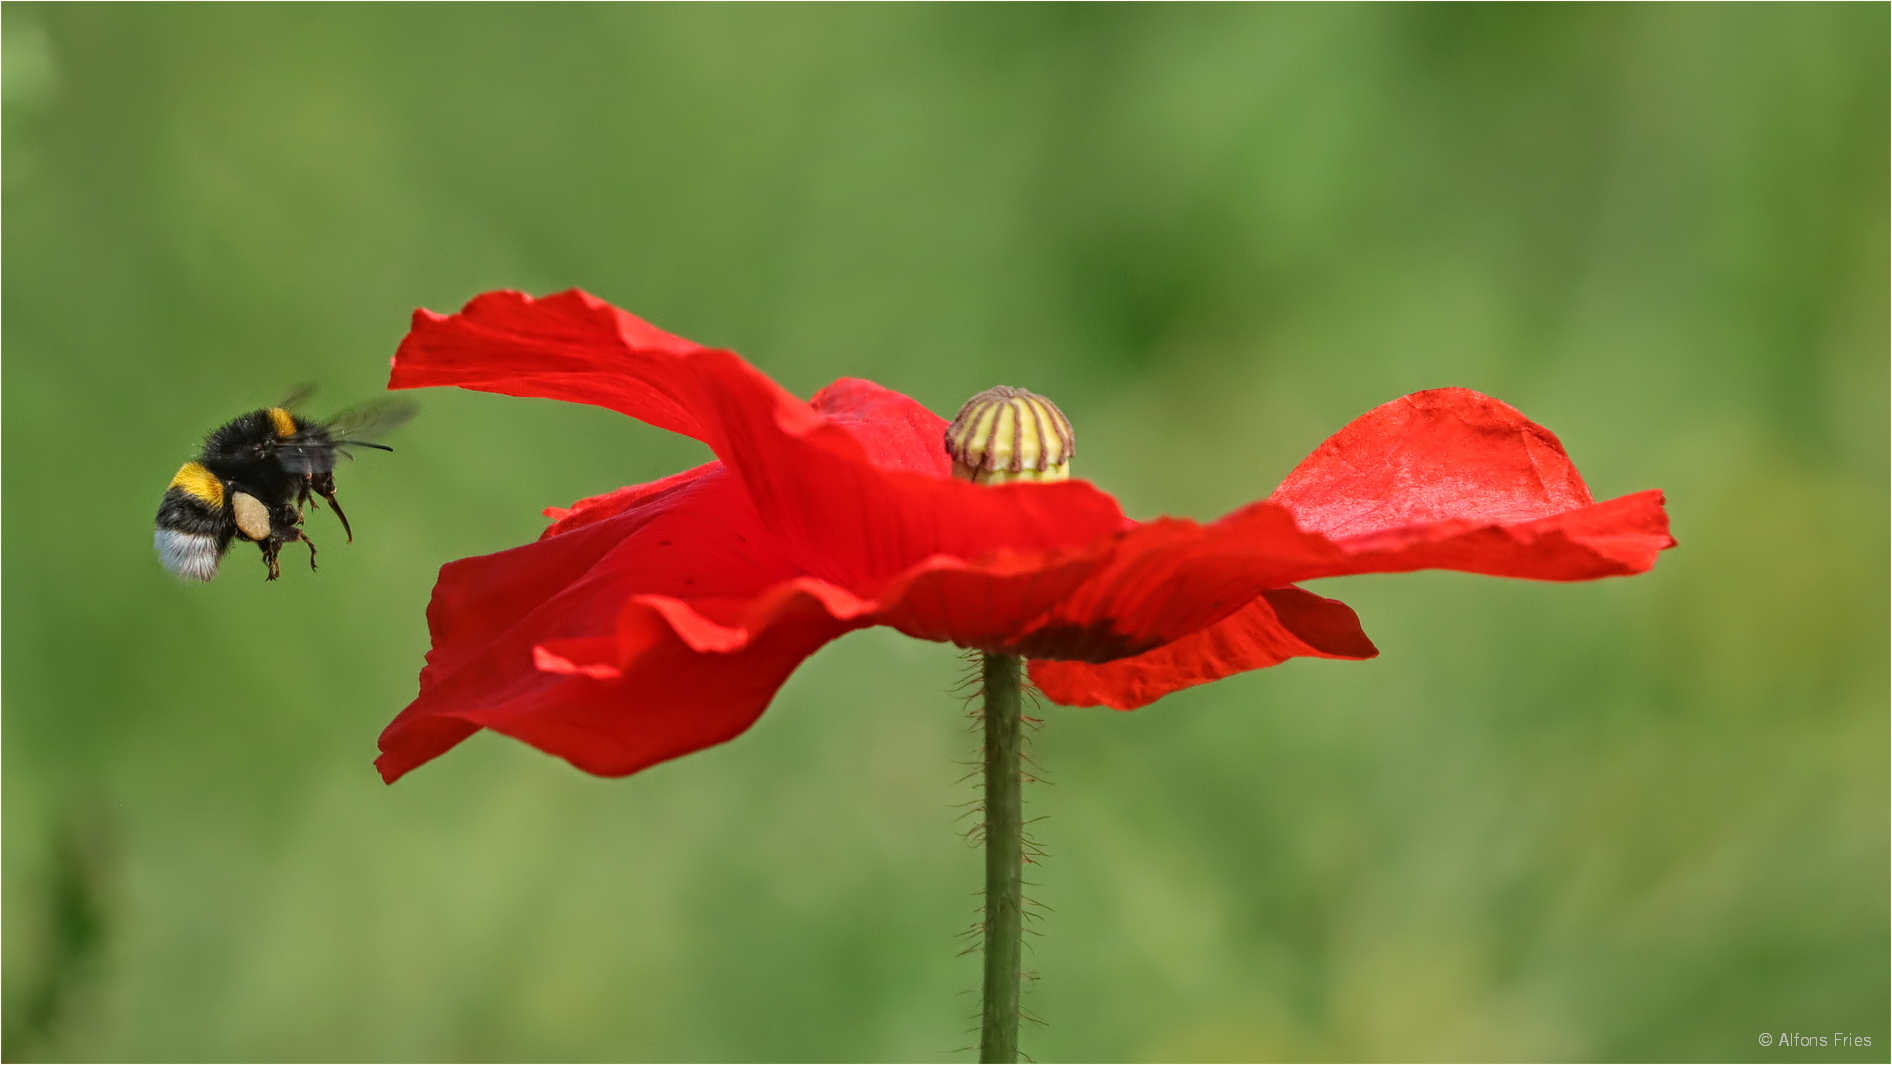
top-left (154, 392), bottom-right (417, 581)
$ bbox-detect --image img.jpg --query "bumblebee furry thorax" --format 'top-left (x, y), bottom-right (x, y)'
top-left (155, 396), bottom-right (415, 582)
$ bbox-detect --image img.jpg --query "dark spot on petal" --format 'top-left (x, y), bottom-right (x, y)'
top-left (1007, 621), bottom-right (1162, 663)
top-left (659, 540), bottom-right (672, 546)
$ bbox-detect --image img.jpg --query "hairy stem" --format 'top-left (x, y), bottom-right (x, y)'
top-left (979, 652), bottom-right (1024, 1064)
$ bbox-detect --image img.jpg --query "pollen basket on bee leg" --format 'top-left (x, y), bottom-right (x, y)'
top-left (232, 492), bottom-right (273, 541)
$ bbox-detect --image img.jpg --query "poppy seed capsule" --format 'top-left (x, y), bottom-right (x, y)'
top-left (945, 385), bottom-right (1075, 485)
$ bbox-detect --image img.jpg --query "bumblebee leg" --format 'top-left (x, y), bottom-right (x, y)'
top-left (274, 525), bottom-right (319, 573)
top-left (317, 486), bottom-right (355, 543)
top-left (260, 540), bottom-right (283, 581)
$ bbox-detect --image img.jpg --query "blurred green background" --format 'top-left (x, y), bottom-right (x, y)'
top-left (4, 4), bottom-right (1885, 1062)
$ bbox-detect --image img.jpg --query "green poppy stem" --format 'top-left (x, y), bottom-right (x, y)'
top-left (979, 651), bottom-right (1024, 1064)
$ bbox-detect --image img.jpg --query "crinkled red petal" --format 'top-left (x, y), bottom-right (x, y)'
top-left (999, 388), bottom-right (1673, 668)
top-left (869, 541), bottom-right (1117, 650)
top-left (1003, 505), bottom-right (1334, 661)
top-left (1023, 488), bottom-right (1669, 714)
top-left (1258, 386), bottom-right (1674, 581)
top-left (389, 290), bottom-right (1127, 596)
top-left (389, 589), bottom-right (863, 781)
top-left (509, 583), bottom-right (868, 778)
top-left (996, 388), bottom-right (1674, 714)
top-left (389, 288), bottom-right (717, 439)
top-left (1029, 586), bottom-right (1378, 709)
top-left (1312, 488), bottom-right (1673, 581)
top-left (810, 377), bottom-right (954, 478)
top-left (377, 463), bottom-right (811, 781)
top-left (539, 461), bottom-right (720, 539)
top-left (1269, 387), bottom-right (1595, 535)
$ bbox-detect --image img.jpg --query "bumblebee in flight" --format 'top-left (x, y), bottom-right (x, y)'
top-left (154, 392), bottom-right (417, 581)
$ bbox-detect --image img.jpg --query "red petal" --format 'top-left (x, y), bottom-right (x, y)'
top-left (390, 290), bottom-right (1128, 595)
top-left (993, 485), bottom-right (1668, 671)
top-left (1029, 587), bottom-right (1377, 709)
top-left (390, 289), bottom-right (718, 440)
top-left (861, 486), bottom-right (1667, 669)
top-left (500, 584), bottom-right (867, 778)
top-left (1312, 488), bottom-right (1674, 581)
top-left (868, 541), bottom-right (1118, 650)
top-left (539, 461), bottom-right (720, 538)
top-left (1269, 388), bottom-right (1594, 535)
top-left (1031, 483), bottom-right (1667, 664)
top-left (1001, 391), bottom-right (1672, 665)
top-left (810, 377), bottom-right (953, 478)
top-left (1002, 504), bottom-right (1340, 661)
top-left (1262, 386), bottom-right (1675, 581)
top-left (385, 591), bottom-right (861, 781)
top-left (378, 463), bottom-right (814, 781)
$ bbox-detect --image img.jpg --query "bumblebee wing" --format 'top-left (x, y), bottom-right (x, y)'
top-left (263, 397), bottom-right (416, 473)
top-left (322, 397), bottom-right (419, 448)
top-left (277, 382), bottom-right (319, 412)
top-left (267, 437), bottom-right (343, 474)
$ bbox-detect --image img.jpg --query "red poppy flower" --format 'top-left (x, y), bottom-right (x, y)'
top-left (376, 289), bottom-right (1673, 783)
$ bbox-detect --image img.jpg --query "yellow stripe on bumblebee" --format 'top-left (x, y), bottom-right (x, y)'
top-left (167, 462), bottom-right (226, 508)
top-left (266, 407), bottom-right (298, 438)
